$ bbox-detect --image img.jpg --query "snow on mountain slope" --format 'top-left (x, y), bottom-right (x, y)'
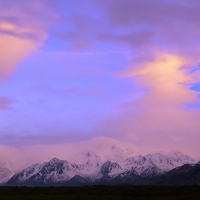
top-left (100, 160), bottom-right (125, 177)
top-left (73, 151), bottom-right (101, 176)
top-left (167, 151), bottom-right (195, 164)
top-left (7, 158), bottom-right (84, 186)
top-left (123, 151), bottom-right (196, 177)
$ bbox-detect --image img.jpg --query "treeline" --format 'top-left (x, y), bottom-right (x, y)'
top-left (0, 185), bottom-right (200, 200)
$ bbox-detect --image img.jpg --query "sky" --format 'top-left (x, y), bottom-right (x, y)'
top-left (0, 0), bottom-right (200, 159)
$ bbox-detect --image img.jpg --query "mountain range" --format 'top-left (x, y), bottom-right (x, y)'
top-left (4, 150), bottom-right (199, 186)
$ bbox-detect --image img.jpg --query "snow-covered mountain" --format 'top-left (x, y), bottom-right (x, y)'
top-left (6, 151), bottom-right (196, 186)
top-left (7, 158), bottom-right (85, 186)
top-left (123, 151), bottom-right (195, 177)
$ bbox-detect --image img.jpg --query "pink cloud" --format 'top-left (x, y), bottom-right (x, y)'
top-left (0, 0), bottom-right (56, 77)
top-left (97, 53), bottom-right (200, 157)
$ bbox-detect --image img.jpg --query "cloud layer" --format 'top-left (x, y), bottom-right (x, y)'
top-left (0, 0), bottom-right (200, 158)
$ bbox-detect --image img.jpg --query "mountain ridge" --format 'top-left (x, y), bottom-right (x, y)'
top-left (6, 151), bottom-right (197, 186)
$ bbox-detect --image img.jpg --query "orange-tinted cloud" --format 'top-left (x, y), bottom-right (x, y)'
top-left (98, 53), bottom-right (200, 157)
top-left (0, 0), bottom-right (55, 77)
top-left (120, 54), bottom-right (196, 105)
top-left (0, 35), bottom-right (41, 76)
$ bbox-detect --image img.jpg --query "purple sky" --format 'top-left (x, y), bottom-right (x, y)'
top-left (0, 0), bottom-right (200, 157)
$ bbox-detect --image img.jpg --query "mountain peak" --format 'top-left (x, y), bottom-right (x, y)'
top-left (49, 158), bottom-right (62, 163)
